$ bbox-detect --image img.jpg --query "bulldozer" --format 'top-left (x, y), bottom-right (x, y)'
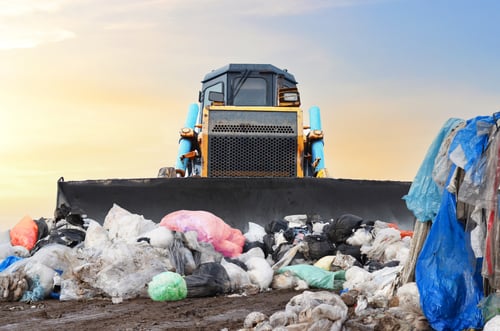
top-left (56, 64), bottom-right (414, 230)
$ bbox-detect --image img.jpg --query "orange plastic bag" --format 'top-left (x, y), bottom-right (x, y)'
top-left (387, 223), bottom-right (413, 238)
top-left (10, 215), bottom-right (38, 251)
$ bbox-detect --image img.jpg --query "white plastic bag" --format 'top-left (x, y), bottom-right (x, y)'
top-left (103, 204), bottom-right (157, 242)
top-left (244, 222), bottom-right (266, 243)
top-left (245, 256), bottom-right (273, 291)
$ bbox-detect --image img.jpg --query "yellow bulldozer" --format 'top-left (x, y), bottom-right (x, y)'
top-left (56, 64), bottom-right (414, 230)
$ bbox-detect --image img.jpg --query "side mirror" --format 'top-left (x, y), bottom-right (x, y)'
top-left (208, 91), bottom-right (224, 103)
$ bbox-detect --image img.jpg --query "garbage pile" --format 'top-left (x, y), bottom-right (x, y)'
top-left (0, 202), bottom-right (425, 328)
top-left (402, 113), bottom-right (500, 330)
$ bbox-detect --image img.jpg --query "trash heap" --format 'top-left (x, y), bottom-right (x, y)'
top-left (401, 113), bottom-right (500, 330)
top-left (0, 202), bottom-right (425, 328)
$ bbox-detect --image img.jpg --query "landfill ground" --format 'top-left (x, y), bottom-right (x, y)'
top-left (0, 289), bottom-right (301, 331)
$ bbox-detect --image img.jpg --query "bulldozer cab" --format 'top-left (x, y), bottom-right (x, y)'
top-left (199, 63), bottom-right (300, 110)
top-left (179, 64), bottom-right (314, 178)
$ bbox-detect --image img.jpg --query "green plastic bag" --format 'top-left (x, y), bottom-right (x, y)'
top-left (148, 271), bottom-right (187, 301)
top-left (278, 264), bottom-right (346, 290)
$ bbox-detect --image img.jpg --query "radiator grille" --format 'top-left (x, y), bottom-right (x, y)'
top-left (207, 110), bottom-right (297, 177)
top-left (212, 124), bottom-right (294, 134)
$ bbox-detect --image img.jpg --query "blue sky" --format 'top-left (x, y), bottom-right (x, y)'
top-left (0, 0), bottom-right (499, 230)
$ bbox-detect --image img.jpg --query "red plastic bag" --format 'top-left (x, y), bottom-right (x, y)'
top-left (10, 215), bottom-right (38, 251)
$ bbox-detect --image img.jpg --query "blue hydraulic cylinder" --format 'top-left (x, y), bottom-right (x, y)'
top-left (309, 106), bottom-right (326, 173)
top-left (175, 103), bottom-right (200, 172)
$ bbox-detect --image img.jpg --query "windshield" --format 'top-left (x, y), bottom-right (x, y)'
top-left (232, 77), bottom-right (267, 106)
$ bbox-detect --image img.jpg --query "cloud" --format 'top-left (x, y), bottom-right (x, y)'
top-left (0, 27), bottom-right (75, 50)
top-left (0, 0), bottom-right (68, 17)
top-left (0, 0), bottom-right (75, 50)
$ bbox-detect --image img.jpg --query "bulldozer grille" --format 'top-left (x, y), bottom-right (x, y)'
top-left (207, 110), bottom-right (298, 177)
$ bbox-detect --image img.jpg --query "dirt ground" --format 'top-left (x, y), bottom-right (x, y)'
top-left (0, 289), bottom-right (301, 331)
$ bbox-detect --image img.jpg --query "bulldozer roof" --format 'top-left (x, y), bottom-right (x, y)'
top-left (202, 63), bottom-right (298, 84)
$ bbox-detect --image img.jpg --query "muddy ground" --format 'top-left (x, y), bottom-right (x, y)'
top-left (0, 289), bottom-right (301, 331)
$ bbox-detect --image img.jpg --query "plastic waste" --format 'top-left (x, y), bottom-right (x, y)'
top-left (484, 315), bottom-right (500, 331)
top-left (220, 258), bottom-right (252, 292)
top-left (22, 262), bottom-right (56, 301)
top-left (479, 292), bottom-right (500, 324)
top-left (0, 267), bottom-right (28, 301)
top-left (360, 227), bottom-right (401, 262)
top-left (314, 255), bottom-right (335, 271)
top-left (403, 117), bottom-right (464, 222)
top-left (304, 234), bottom-right (335, 260)
top-left (184, 262), bottom-right (230, 297)
top-left (103, 204), bottom-right (157, 243)
top-left (285, 290), bottom-right (348, 330)
top-left (10, 215), bottom-right (38, 251)
top-left (244, 222), bottom-right (266, 243)
top-left (160, 210), bottom-right (245, 257)
top-left (245, 256), bottom-right (273, 291)
top-left (0, 256), bottom-right (23, 272)
top-left (147, 271), bottom-right (187, 301)
top-left (448, 114), bottom-right (499, 172)
top-left (323, 214), bottom-right (363, 244)
top-left (416, 171), bottom-right (484, 331)
top-left (458, 125), bottom-right (500, 210)
top-left (137, 226), bottom-right (174, 249)
top-left (278, 264), bottom-right (345, 290)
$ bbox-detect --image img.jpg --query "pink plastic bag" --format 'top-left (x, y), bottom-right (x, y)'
top-left (160, 210), bottom-right (244, 257)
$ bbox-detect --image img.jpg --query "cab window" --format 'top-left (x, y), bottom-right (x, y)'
top-left (203, 82), bottom-right (223, 109)
top-left (232, 77), bottom-right (267, 106)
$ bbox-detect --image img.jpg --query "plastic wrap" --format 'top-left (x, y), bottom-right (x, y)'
top-left (103, 204), bottom-right (157, 242)
top-left (484, 208), bottom-right (500, 288)
top-left (433, 121), bottom-right (466, 189)
top-left (458, 127), bottom-right (500, 210)
top-left (449, 114), bottom-right (499, 172)
top-left (403, 118), bottom-right (464, 222)
top-left (285, 290), bottom-right (348, 328)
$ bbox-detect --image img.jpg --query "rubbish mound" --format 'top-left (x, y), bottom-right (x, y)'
top-left (0, 202), bottom-right (424, 328)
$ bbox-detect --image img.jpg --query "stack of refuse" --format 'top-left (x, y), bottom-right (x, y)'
top-left (0, 202), bottom-right (422, 326)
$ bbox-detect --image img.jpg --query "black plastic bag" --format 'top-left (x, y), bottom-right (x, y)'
top-left (304, 234), bottom-right (335, 260)
top-left (184, 262), bottom-right (230, 297)
top-left (323, 214), bottom-right (363, 244)
top-left (265, 219), bottom-right (289, 234)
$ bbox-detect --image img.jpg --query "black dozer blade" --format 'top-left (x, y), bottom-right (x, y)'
top-left (56, 177), bottom-right (415, 231)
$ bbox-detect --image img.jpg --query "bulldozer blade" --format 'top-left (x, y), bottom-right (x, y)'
top-left (57, 177), bottom-right (414, 231)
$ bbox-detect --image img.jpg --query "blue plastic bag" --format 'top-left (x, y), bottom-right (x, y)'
top-left (0, 255), bottom-right (23, 272)
top-left (416, 170), bottom-right (484, 330)
top-left (448, 113), bottom-right (499, 172)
